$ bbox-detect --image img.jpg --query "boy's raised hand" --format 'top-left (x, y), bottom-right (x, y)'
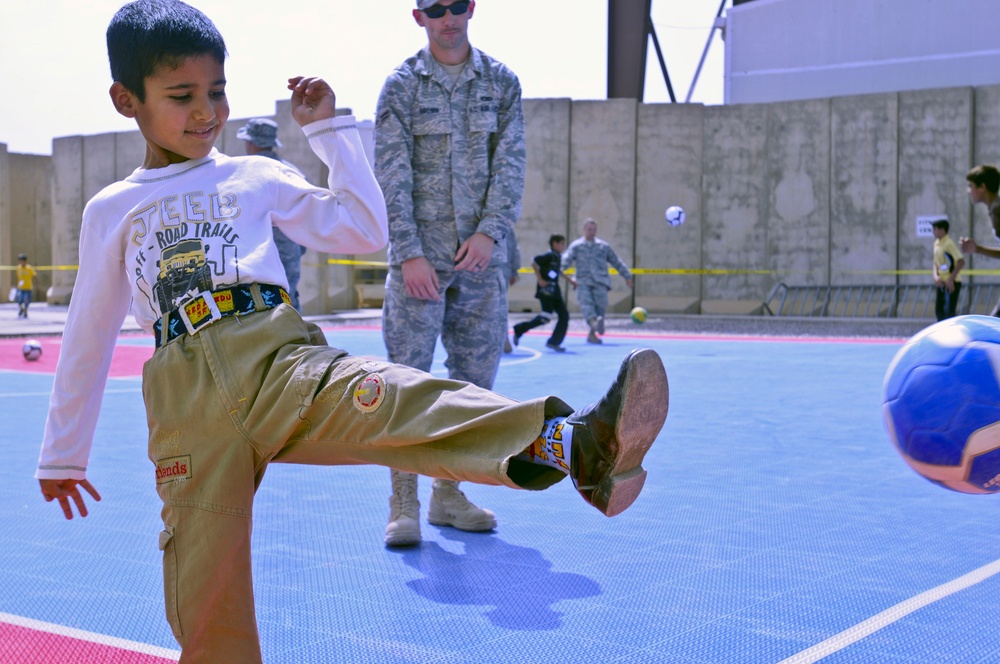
top-left (39, 478), bottom-right (101, 520)
top-left (288, 77), bottom-right (337, 127)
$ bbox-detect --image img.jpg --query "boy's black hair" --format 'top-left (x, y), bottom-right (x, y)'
top-left (967, 164), bottom-right (1000, 195)
top-left (107, 0), bottom-right (227, 102)
top-left (548, 234), bottom-right (565, 248)
top-left (931, 219), bottom-right (950, 233)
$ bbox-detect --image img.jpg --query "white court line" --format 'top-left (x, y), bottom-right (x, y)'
top-left (779, 557), bottom-right (1000, 663)
top-left (0, 611), bottom-right (181, 660)
top-left (497, 346), bottom-right (544, 367)
top-left (427, 346), bottom-right (543, 375)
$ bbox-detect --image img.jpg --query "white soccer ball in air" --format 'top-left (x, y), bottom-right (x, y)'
top-left (665, 206), bottom-right (686, 227)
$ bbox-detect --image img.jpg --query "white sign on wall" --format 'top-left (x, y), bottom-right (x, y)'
top-left (916, 215), bottom-right (947, 239)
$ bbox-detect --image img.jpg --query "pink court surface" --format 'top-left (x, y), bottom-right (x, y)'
top-left (3, 312), bottom-right (1000, 663)
top-left (0, 335), bottom-right (152, 377)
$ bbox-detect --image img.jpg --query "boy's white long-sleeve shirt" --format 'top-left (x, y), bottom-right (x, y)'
top-left (36, 116), bottom-right (388, 481)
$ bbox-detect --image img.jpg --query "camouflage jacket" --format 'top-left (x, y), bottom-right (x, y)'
top-left (561, 237), bottom-right (632, 289)
top-left (374, 46), bottom-right (525, 270)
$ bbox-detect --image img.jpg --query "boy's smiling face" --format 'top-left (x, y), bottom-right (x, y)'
top-left (112, 54), bottom-right (229, 169)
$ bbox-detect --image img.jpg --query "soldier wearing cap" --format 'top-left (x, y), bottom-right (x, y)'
top-left (374, 0), bottom-right (526, 546)
top-left (238, 118), bottom-right (308, 311)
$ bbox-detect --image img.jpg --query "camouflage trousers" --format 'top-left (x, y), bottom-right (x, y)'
top-left (382, 265), bottom-right (508, 388)
top-left (273, 228), bottom-right (304, 311)
top-left (575, 281), bottom-right (610, 324)
top-left (144, 303), bottom-right (568, 663)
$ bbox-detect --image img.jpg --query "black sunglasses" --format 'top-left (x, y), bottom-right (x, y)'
top-left (421, 0), bottom-right (471, 19)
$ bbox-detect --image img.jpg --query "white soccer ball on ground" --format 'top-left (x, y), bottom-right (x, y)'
top-left (22, 339), bottom-right (43, 361)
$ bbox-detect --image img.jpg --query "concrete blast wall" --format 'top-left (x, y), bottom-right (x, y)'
top-left (5, 84), bottom-right (1000, 316)
top-left (0, 146), bottom-right (52, 300)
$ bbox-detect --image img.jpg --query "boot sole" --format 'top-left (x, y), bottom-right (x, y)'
top-left (592, 349), bottom-right (669, 516)
top-left (384, 529), bottom-right (422, 547)
top-left (427, 512), bottom-right (497, 531)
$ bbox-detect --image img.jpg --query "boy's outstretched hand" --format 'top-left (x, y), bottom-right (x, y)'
top-left (288, 77), bottom-right (337, 127)
top-left (39, 478), bottom-right (101, 520)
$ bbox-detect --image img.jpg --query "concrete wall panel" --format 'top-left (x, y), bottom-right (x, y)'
top-left (635, 103), bottom-right (703, 302)
top-left (897, 88), bottom-right (974, 286)
top-left (702, 103), bottom-right (769, 302)
top-left (766, 99), bottom-right (831, 289)
top-left (113, 130), bottom-right (146, 181)
top-left (514, 98), bottom-right (572, 310)
top-left (568, 99), bottom-right (637, 312)
top-left (48, 136), bottom-right (84, 304)
top-left (830, 93), bottom-right (899, 286)
top-left (9, 154), bottom-right (53, 299)
top-left (521, 99), bottom-right (571, 253)
top-left (83, 134), bottom-right (117, 204)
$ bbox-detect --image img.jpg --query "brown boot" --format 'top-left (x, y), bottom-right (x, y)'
top-left (567, 349), bottom-right (669, 516)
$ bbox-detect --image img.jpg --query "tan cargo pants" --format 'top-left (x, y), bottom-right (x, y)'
top-left (142, 304), bottom-right (570, 663)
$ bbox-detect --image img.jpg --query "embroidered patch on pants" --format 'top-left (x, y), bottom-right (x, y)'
top-left (155, 455), bottom-right (192, 484)
top-left (353, 373), bottom-right (386, 413)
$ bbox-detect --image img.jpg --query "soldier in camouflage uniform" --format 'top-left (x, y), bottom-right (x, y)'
top-left (374, 0), bottom-right (526, 546)
top-left (561, 218), bottom-right (634, 344)
top-left (238, 118), bottom-right (308, 311)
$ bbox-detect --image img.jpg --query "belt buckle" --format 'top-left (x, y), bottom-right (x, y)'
top-left (177, 290), bottom-right (222, 336)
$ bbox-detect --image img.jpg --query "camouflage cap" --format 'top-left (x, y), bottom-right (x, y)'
top-left (415, 0), bottom-right (438, 8)
top-left (236, 118), bottom-right (282, 149)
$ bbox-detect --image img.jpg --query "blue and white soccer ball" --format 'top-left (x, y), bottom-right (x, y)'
top-left (665, 206), bottom-right (686, 227)
top-left (882, 315), bottom-right (1000, 494)
top-left (22, 339), bottom-right (42, 361)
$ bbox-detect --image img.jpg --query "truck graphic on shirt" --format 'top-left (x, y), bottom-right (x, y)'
top-left (153, 238), bottom-right (214, 313)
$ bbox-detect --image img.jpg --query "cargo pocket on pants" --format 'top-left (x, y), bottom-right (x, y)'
top-left (159, 526), bottom-right (181, 638)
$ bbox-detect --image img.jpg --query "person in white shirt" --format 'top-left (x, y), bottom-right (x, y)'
top-left (34, 2), bottom-right (670, 662)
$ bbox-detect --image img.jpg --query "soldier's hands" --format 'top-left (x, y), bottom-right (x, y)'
top-left (40, 478), bottom-right (101, 520)
top-left (455, 233), bottom-right (495, 272)
top-left (402, 256), bottom-right (442, 301)
top-left (288, 77), bottom-right (336, 126)
top-left (960, 237), bottom-right (977, 254)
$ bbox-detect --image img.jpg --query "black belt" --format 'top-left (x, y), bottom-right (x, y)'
top-left (154, 283), bottom-right (290, 347)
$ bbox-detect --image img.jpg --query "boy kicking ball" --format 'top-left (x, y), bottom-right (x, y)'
top-left (35, 1), bottom-right (669, 662)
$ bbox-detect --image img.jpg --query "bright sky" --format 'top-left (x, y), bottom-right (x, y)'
top-left (0, 0), bottom-right (727, 155)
